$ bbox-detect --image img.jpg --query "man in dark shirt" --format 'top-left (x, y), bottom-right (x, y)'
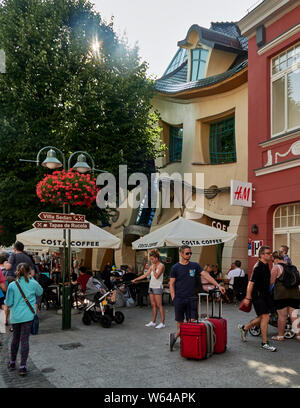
top-left (238, 245), bottom-right (277, 352)
top-left (4, 241), bottom-right (36, 282)
top-left (169, 245), bottom-right (226, 351)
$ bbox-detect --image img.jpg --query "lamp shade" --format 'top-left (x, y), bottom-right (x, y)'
top-left (41, 149), bottom-right (63, 169)
top-left (72, 154), bottom-right (91, 173)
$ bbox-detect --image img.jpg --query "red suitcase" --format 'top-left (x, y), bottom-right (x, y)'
top-left (180, 294), bottom-right (215, 360)
top-left (208, 291), bottom-right (227, 354)
top-left (180, 322), bottom-right (207, 360)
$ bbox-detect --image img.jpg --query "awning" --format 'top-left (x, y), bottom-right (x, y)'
top-left (16, 221), bottom-right (121, 249)
top-left (132, 217), bottom-right (236, 249)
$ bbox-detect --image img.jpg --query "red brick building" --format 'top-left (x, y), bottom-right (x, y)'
top-left (239, 0), bottom-right (300, 271)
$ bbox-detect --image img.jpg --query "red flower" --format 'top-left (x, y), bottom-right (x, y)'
top-left (36, 169), bottom-right (97, 208)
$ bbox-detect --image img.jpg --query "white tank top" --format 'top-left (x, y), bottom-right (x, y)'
top-left (149, 264), bottom-right (164, 289)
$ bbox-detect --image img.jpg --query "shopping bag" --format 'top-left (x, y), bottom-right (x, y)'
top-left (239, 298), bottom-right (252, 313)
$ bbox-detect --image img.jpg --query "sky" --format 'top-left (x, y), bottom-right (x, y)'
top-left (92, 0), bottom-right (261, 78)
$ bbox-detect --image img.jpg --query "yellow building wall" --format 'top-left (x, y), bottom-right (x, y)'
top-left (152, 82), bottom-right (248, 274)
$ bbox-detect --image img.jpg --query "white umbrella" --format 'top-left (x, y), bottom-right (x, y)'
top-left (132, 217), bottom-right (236, 249)
top-left (16, 221), bottom-right (120, 249)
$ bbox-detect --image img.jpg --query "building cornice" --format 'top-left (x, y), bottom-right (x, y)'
top-left (238, 0), bottom-right (300, 38)
top-left (259, 128), bottom-right (300, 148)
top-left (255, 157), bottom-right (300, 176)
top-left (258, 22), bottom-right (300, 54)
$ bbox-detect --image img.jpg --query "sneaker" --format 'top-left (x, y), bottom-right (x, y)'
top-left (145, 321), bottom-right (157, 327)
top-left (169, 332), bottom-right (177, 351)
top-left (18, 366), bottom-right (27, 376)
top-left (238, 324), bottom-right (248, 342)
top-left (261, 342), bottom-right (277, 352)
top-left (7, 361), bottom-right (16, 371)
top-left (155, 323), bottom-right (166, 329)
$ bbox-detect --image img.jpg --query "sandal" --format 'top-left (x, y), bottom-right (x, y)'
top-left (271, 335), bottom-right (285, 341)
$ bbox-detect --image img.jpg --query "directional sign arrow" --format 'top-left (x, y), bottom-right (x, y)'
top-left (33, 221), bottom-right (90, 229)
top-left (38, 212), bottom-right (85, 223)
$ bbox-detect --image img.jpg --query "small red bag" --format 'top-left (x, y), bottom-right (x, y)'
top-left (239, 298), bottom-right (252, 313)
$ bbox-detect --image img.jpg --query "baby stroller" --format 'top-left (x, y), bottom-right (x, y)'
top-left (249, 312), bottom-right (295, 339)
top-left (38, 273), bottom-right (59, 310)
top-left (82, 277), bottom-right (125, 328)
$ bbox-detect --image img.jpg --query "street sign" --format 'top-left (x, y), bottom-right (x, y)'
top-left (38, 212), bottom-right (85, 223)
top-left (33, 221), bottom-right (90, 230)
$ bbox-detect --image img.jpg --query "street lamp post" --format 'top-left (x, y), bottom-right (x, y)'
top-left (20, 146), bottom-right (103, 330)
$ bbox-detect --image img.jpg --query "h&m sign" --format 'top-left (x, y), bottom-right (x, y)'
top-left (230, 180), bottom-right (253, 208)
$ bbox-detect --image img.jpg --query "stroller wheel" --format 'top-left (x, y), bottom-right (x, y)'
top-left (284, 326), bottom-right (296, 339)
top-left (100, 315), bottom-right (112, 328)
top-left (115, 311), bottom-right (125, 324)
top-left (82, 311), bottom-right (92, 326)
top-left (249, 326), bottom-right (261, 336)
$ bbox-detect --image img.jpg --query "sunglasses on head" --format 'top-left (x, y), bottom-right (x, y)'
top-left (185, 252), bottom-right (192, 255)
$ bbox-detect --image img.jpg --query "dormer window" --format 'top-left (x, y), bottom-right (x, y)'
top-left (190, 48), bottom-right (209, 81)
top-left (163, 48), bottom-right (188, 76)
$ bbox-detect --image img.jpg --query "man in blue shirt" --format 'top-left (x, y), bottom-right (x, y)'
top-left (169, 245), bottom-right (226, 351)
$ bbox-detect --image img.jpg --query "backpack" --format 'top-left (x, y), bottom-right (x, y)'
top-left (233, 271), bottom-right (248, 301)
top-left (279, 263), bottom-right (300, 289)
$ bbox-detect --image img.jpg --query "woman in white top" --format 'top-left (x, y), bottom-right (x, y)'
top-left (132, 249), bottom-right (165, 329)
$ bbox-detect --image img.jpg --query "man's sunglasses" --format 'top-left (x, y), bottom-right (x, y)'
top-left (184, 252), bottom-right (192, 255)
top-left (264, 251), bottom-right (272, 255)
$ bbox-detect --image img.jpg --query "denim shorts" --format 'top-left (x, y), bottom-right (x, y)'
top-left (148, 287), bottom-right (163, 295)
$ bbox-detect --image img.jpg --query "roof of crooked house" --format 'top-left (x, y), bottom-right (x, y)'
top-left (155, 22), bottom-right (248, 96)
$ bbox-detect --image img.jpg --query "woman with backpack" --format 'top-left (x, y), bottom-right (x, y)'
top-left (270, 252), bottom-right (300, 342)
top-left (4, 263), bottom-right (43, 375)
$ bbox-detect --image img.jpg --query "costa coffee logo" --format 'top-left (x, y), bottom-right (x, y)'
top-left (211, 219), bottom-right (230, 232)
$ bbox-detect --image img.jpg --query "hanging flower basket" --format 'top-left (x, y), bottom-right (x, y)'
top-left (36, 169), bottom-right (98, 208)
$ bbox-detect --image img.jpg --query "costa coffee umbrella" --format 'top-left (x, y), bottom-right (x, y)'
top-left (16, 221), bottom-right (120, 249)
top-left (132, 217), bottom-right (236, 249)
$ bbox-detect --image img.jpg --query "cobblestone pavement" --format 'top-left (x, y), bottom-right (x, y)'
top-left (0, 331), bottom-right (55, 388)
top-left (0, 303), bottom-right (300, 388)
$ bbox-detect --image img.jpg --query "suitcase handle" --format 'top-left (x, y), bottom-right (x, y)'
top-left (210, 289), bottom-right (223, 318)
top-left (197, 292), bottom-right (209, 320)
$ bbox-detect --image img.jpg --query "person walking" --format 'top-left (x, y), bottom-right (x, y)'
top-left (279, 245), bottom-right (292, 265)
top-left (4, 241), bottom-right (36, 282)
top-left (4, 263), bottom-right (43, 375)
top-left (270, 252), bottom-right (300, 342)
top-left (238, 246), bottom-right (277, 352)
top-left (0, 254), bottom-right (8, 346)
top-left (132, 250), bottom-right (166, 329)
top-left (169, 246), bottom-right (226, 351)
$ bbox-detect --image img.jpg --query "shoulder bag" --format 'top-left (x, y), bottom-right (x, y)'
top-left (15, 281), bottom-right (39, 335)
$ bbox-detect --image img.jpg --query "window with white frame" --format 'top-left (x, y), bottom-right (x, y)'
top-left (271, 42), bottom-right (300, 137)
top-left (273, 203), bottom-right (300, 270)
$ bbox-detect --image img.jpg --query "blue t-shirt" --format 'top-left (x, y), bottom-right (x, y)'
top-left (170, 262), bottom-right (203, 299)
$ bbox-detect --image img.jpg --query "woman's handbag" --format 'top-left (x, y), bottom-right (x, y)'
top-left (15, 281), bottom-right (39, 335)
top-left (31, 314), bottom-right (39, 335)
top-left (239, 298), bottom-right (252, 313)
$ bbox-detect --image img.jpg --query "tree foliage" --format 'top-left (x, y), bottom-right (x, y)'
top-left (0, 0), bottom-right (164, 245)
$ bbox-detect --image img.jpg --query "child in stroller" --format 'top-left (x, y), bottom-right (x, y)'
top-left (82, 276), bottom-right (125, 328)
